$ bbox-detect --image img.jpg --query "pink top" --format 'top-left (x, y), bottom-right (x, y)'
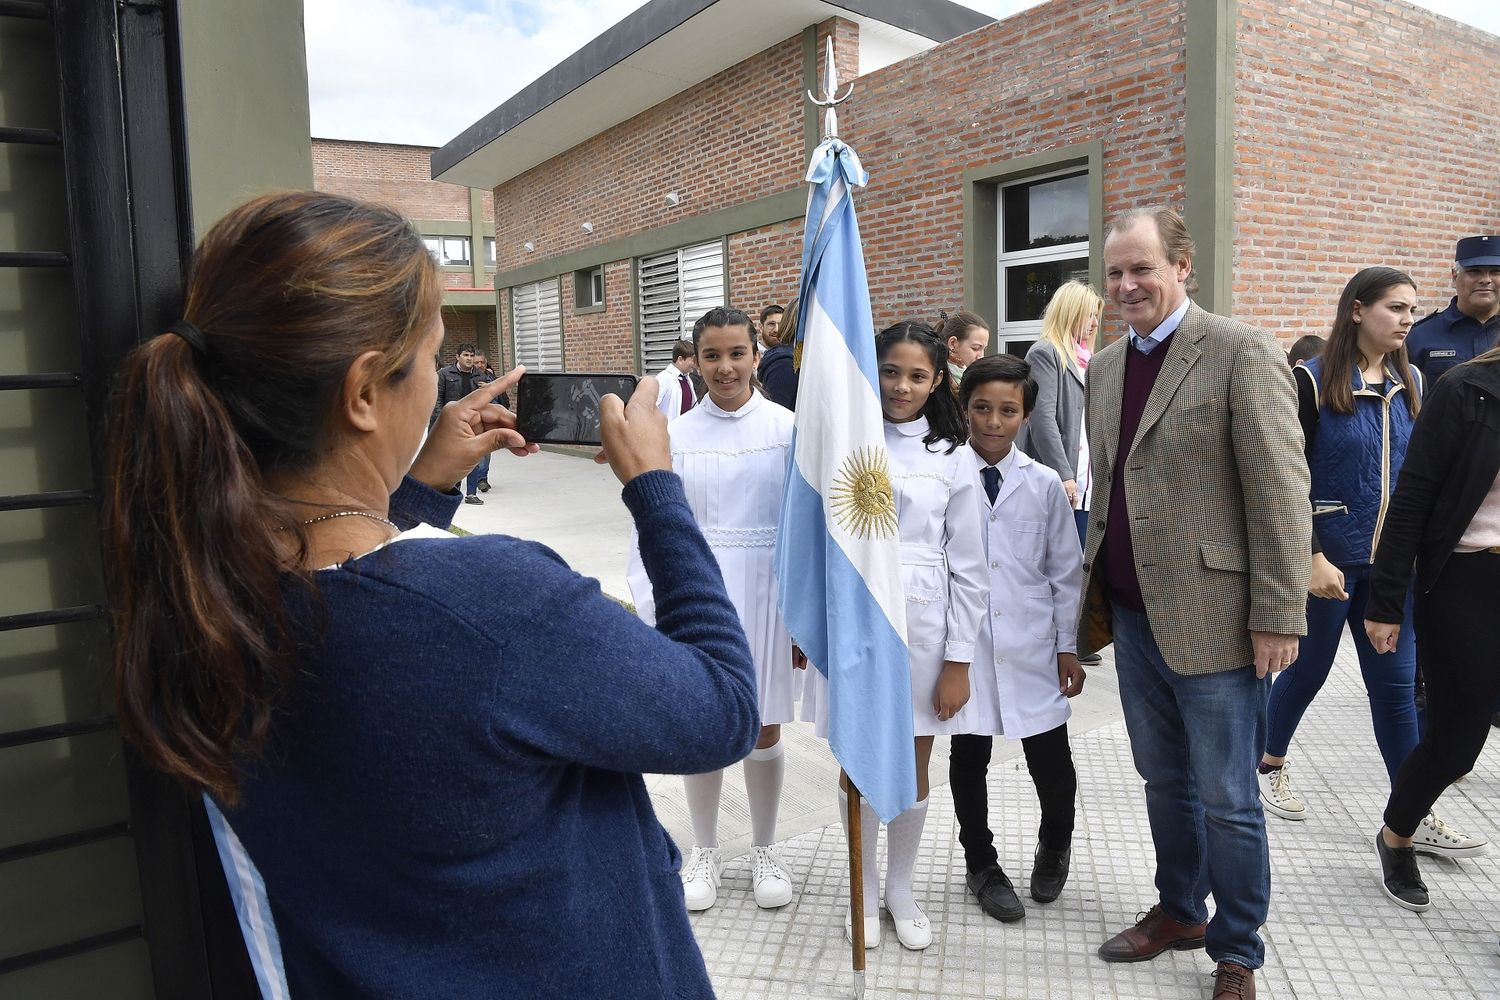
top-left (1456, 468), bottom-right (1500, 552)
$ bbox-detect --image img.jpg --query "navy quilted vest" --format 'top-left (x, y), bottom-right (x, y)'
top-left (1303, 356), bottom-right (1420, 567)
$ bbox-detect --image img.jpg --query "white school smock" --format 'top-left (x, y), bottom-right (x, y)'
top-left (626, 391), bottom-right (798, 724)
top-left (800, 417), bottom-right (988, 737)
top-left (956, 446), bottom-right (1083, 739)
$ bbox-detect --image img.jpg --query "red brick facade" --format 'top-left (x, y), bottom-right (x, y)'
top-left (482, 0), bottom-right (1499, 370)
top-left (313, 138), bottom-right (495, 223)
top-left (313, 138), bottom-right (502, 364)
top-left (1233, 0), bottom-right (1500, 338)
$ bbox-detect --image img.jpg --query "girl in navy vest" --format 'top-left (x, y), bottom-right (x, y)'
top-left (1258, 267), bottom-right (1486, 857)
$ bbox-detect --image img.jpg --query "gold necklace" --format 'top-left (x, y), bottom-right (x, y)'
top-left (300, 510), bottom-right (399, 531)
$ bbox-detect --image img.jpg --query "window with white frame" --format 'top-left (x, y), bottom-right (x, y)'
top-left (423, 235), bottom-right (472, 267)
top-left (511, 277), bottom-right (563, 370)
top-left (637, 241), bottom-right (725, 373)
top-left (995, 169), bottom-right (1090, 357)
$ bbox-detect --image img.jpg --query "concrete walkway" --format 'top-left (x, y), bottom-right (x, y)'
top-left (462, 448), bottom-right (1500, 999)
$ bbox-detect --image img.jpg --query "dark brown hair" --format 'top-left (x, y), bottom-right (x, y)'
top-left (1319, 266), bottom-right (1420, 420)
top-left (103, 191), bottom-right (442, 803)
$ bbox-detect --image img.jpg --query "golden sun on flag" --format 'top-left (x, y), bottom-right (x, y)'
top-left (829, 446), bottom-right (898, 539)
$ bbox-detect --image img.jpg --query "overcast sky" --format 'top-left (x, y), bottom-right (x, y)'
top-left (306, 0), bottom-right (1500, 148)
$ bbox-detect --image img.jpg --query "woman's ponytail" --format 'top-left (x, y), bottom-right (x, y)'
top-left (105, 332), bottom-right (305, 803)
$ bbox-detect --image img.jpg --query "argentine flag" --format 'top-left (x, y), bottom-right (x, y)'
top-left (775, 137), bottom-right (916, 823)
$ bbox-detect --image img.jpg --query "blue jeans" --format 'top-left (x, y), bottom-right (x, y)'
top-left (1264, 565), bottom-right (1417, 780)
top-left (1112, 606), bottom-right (1270, 970)
top-left (465, 452), bottom-right (491, 496)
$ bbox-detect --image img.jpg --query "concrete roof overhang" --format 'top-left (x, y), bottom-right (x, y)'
top-left (431, 0), bottom-right (993, 189)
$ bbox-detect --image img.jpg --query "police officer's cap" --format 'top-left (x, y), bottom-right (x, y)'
top-left (1455, 236), bottom-right (1500, 268)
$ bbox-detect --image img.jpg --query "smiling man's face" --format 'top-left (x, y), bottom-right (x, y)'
top-left (1105, 216), bottom-right (1191, 334)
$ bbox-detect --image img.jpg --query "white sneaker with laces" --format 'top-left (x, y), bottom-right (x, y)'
top-left (681, 846), bottom-right (722, 911)
top-left (750, 845), bottom-right (794, 908)
top-left (1257, 764), bottom-right (1306, 821)
top-left (1414, 811), bottom-right (1490, 859)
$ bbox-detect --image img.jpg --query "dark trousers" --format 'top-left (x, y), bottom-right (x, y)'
top-left (950, 724), bottom-right (1076, 874)
top-left (1384, 550), bottom-right (1500, 836)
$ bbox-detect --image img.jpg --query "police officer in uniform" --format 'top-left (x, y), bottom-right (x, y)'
top-left (1406, 236), bottom-right (1500, 383)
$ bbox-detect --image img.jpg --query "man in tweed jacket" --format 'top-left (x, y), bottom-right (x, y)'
top-left (1080, 209), bottom-right (1310, 1000)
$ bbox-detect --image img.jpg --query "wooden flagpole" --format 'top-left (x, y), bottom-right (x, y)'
top-left (845, 773), bottom-right (866, 998)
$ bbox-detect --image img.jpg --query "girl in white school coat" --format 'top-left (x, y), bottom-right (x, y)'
top-left (804, 320), bottom-right (988, 951)
top-left (626, 306), bottom-right (801, 915)
top-left (949, 353), bottom-right (1085, 923)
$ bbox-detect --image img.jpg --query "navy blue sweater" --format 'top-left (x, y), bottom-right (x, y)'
top-left (223, 471), bottom-right (758, 998)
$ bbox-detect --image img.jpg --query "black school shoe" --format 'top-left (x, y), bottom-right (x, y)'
top-left (1030, 844), bottom-right (1071, 904)
top-left (1375, 832), bottom-right (1431, 911)
top-left (967, 864), bottom-right (1025, 922)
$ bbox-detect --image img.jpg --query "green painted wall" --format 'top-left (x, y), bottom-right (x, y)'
top-left (0, 17), bottom-right (154, 999)
top-left (179, 0), bottom-right (313, 235)
top-left (1184, 0), bottom-right (1237, 315)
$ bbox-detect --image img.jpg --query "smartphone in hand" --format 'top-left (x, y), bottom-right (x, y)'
top-left (515, 372), bottom-right (639, 446)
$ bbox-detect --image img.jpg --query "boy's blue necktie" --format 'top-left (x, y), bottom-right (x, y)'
top-left (982, 465), bottom-right (1001, 505)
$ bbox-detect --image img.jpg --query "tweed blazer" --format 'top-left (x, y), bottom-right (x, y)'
top-left (1019, 340), bottom-right (1085, 481)
top-left (1077, 302), bottom-right (1311, 675)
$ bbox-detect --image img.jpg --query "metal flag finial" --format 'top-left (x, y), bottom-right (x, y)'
top-left (806, 36), bottom-right (854, 140)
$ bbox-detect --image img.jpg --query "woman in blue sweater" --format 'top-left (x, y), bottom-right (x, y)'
top-left (102, 192), bottom-right (759, 998)
top-left (1256, 266), bottom-right (1485, 857)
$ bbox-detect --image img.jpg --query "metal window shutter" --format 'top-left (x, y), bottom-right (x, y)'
top-left (637, 251), bottom-right (681, 373)
top-left (512, 278), bottom-right (562, 370)
top-left (677, 241), bottom-right (725, 339)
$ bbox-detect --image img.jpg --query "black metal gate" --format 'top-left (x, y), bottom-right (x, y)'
top-left (1, 2), bottom-right (253, 995)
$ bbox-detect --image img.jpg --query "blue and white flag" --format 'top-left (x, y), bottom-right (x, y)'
top-left (775, 137), bottom-right (915, 823)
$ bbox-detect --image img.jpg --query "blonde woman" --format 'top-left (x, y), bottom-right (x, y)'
top-left (1021, 281), bottom-right (1102, 544)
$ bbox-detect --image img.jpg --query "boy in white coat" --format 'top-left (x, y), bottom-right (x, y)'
top-left (950, 353), bottom-right (1085, 923)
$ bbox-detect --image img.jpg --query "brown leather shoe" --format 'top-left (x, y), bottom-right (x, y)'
top-left (1211, 961), bottom-right (1255, 999)
top-left (1097, 904), bottom-right (1207, 962)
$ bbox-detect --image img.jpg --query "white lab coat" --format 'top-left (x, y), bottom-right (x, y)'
top-left (957, 446), bottom-right (1083, 739)
top-left (626, 391), bottom-right (798, 723)
top-left (654, 363), bottom-right (697, 420)
top-left (801, 417), bottom-right (988, 737)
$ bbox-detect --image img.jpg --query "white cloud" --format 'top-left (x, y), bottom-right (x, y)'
top-left (306, 0), bottom-right (1500, 149)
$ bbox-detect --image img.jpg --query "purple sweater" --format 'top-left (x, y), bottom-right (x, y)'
top-left (1103, 337), bottom-right (1173, 612)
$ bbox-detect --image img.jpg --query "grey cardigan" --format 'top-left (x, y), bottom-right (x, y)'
top-left (1020, 340), bottom-right (1085, 481)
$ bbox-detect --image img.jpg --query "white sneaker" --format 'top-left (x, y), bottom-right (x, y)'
top-left (681, 846), bottom-right (722, 911)
top-left (1257, 764), bottom-right (1306, 821)
top-left (750, 846), bottom-right (794, 908)
top-left (1414, 811), bottom-right (1490, 860)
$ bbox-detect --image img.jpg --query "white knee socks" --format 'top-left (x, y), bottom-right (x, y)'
top-left (743, 739), bottom-right (786, 848)
top-left (683, 770), bottom-right (725, 848)
top-left (883, 798), bottom-right (929, 922)
top-left (838, 787), bottom-right (880, 915)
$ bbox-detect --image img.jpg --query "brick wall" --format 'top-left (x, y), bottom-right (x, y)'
top-left (491, 33), bottom-right (807, 274)
top-left (1233, 0), bottom-right (1500, 341)
top-left (844, 0), bottom-right (1187, 335)
top-left (313, 138), bottom-right (495, 222)
top-left (729, 219), bottom-right (802, 319)
top-left (563, 260), bottom-right (636, 371)
top-left (437, 308), bottom-right (499, 366)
